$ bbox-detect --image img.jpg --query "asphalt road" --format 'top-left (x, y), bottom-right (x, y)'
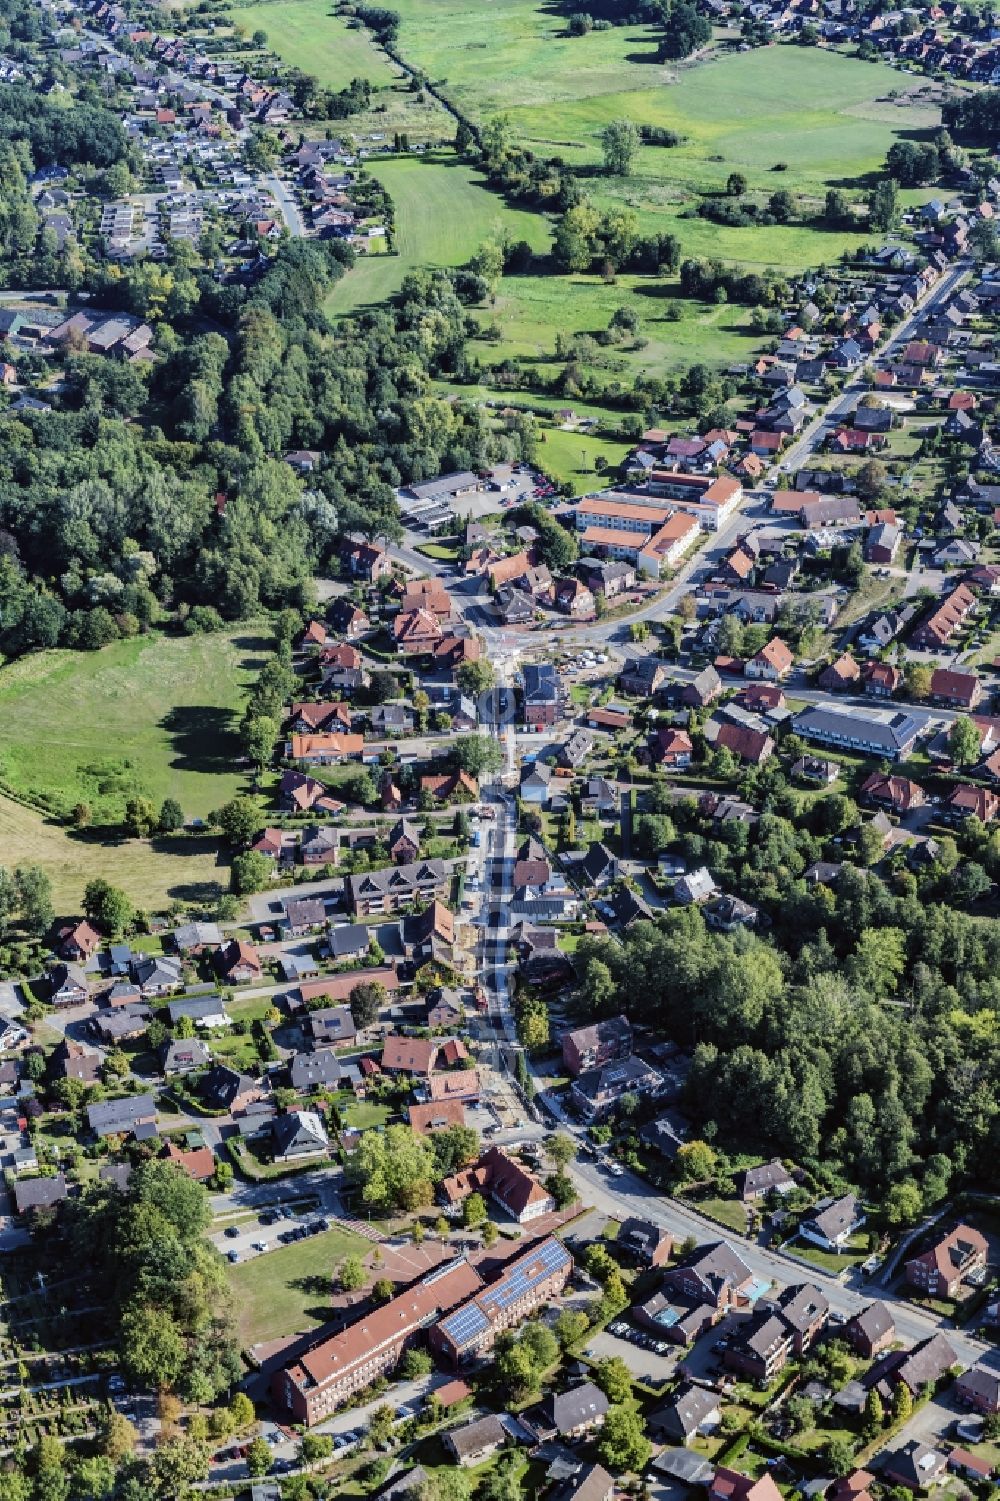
top-left (560, 1151), bottom-right (993, 1370)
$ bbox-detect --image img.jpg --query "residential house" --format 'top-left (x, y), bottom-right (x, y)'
top-left (547, 1465), bottom-right (614, 1501)
top-left (49, 964), bottom-right (89, 1007)
top-left (167, 994), bottom-right (230, 1029)
top-left (742, 1159), bottom-right (795, 1203)
top-left (522, 663), bottom-right (561, 726)
top-left (88, 1094), bottom-right (157, 1139)
top-left (617, 1218), bottom-right (673, 1267)
top-left (819, 654), bottom-right (861, 693)
top-left (58, 920), bottom-right (101, 962)
top-left (861, 772), bottom-right (925, 814)
top-left (201, 1065), bottom-right (270, 1115)
top-left (173, 920), bottom-right (223, 955)
top-left (441, 1145), bottom-right (554, 1223)
top-left (675, 867), bottom-right (719, 905)
top-left (704, 894), bottom-right (759, 931)
top-left (948, 784), bottom-right (999, 823)
top-left (724, 1309), bottom-right (795, 1382)
top-left (420, 771), bottom-right (479, 804)
top-left (309, 1004), bottom-right (359, 1046)
top-left (214, 940), bottom-right (262, 985)
top-left (618, 657), bottom-right (667, 698)
top-left (571, 1055), bottom-right (664, 1121)
top-left (928, 667), bottom-right (982, 710)
top-left (649, 1385), bottom-right (722, 1445)
top-left (53, 1038), bottom-right (100, 1083)
top-left (845, 1301), bottom-right (896, 1360)
top-left (745, 638), bottom-right (793, 681)
top-left (408, 1099), bottom-right (467, 1136)
top-left (524, 1382), bottom-right (609, 1442)
top-left (905, 1224), bottom-right (988, 1299)
top-left (709, 1469), bottom-right (783, 1501)
top-left (882, 1443), bottom-right (947, 1492)
top-left (394, 608), bottom-right (443, 654)
top-left (653, 728), bottom-right (694, 767)
top-left (562, 1016), bottom-right (632, 1078)
top-left (956, 1364), bottom-right (1000, 1414)
top-left (578, 842), bottom-right (619, 889)
top-left (132, 955), bottom-right (183, 996)
top-left (801, 1193), bottom-right (865, 1251)
top-left (290, 1050), bottom-right (343, 1093)
top-left (160, 1037), bottom-right (212, 1075)
top-left (285, 896), bottom-right (329, 936)
top-left (911, 583), bottom-right (977, 649)
top-left (347, 859), bottom-right (448, 916)
top-left (273, 1110), bottom-right (330, 1162)
top-left (388, 819), bottom-right (421, 864)
top-left (795, 703), bottom-right (928, 761)
top-left (444, 1416), bottom-right (507, 1467)
top-left (15, 1174), bottom-right (68, 1217)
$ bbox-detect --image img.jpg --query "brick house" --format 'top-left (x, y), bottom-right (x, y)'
top-left (905, 1225), bottom-right (988, 1299)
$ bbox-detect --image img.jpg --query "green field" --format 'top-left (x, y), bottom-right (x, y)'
top-left (0, 792), bottom-right (227, 915)
top-left (535, 423), bottom-right (633, 493)
top-left (233, 0), bottom-right (401, 87)
top-left (227, 1224), bottom-right (370, 1344)
top-left (0, 629), bottom-right (266, 825)
top-left (325, 151), bottom-right (550, 313)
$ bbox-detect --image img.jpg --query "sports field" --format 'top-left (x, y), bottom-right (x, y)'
top-left (325, 152), bottom-right (550, 313)
top-left (0, 629), bottom-right (267, 825)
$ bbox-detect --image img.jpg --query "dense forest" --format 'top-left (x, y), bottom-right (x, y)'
top-left (574, 836), bottom-right (1000, 1200)
top-left (0, 234), bottom-right (538, 657)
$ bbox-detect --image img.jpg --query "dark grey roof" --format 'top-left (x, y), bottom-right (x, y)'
top-left (290, 1049), bottom-right (342, 1090)
top-left (774, 1283), bottom-right (829, 1333)
top-left (795, 704), bottom-right (929, 755)
top-left (535, 1382), bottom-right (609, 1433)
top-left (649, 1384), bottom-right (721, 1439)
top-left (850, 1300), bottom-right (894, 1344)
top-left (806, 1192), bottom-right (861, 1242)
top-left (329, 923), bottom-right (370, 958)
top-left (87, 1094), bottom-right (157, 1136)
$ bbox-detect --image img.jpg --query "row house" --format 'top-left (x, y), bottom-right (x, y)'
top-left (347, 859), bottom-right (449, 916)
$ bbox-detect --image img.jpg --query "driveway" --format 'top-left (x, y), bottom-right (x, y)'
top-left (869, 1388), bottom-right (963, 1470)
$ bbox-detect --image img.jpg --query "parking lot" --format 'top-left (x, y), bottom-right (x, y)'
top-left (584, 1326), bottom-right (678, 1385)
top-left (212, 1203), bottom-right (327, 1264)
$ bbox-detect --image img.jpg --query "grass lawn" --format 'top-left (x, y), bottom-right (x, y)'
top-left (415, 540), bottom-right (461, 561)
top-left (325, 151), bottom-right (550, 315)
top-left (791, 1233), bottom-right (869, 1274)
top-left (0, 628), bottom-right (268, 824)
top-left (341, 1099), bottom-right (393, 1129)
top-left (688, 1195), bottom-right (748, 1234)
top-left (227, 1224), bottom-right (370, 1344)
top-left (536, 423), bottom-right (633, 493)
top-left (382, 0), bottom-right (940, 265)
top-left (474, 272), bottom-right (762, 378)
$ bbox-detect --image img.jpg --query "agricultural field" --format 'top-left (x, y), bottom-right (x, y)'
top-left (0, 628), bottom-right (266, 823)
top-left (325, 151), bottom-right (550, 313)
